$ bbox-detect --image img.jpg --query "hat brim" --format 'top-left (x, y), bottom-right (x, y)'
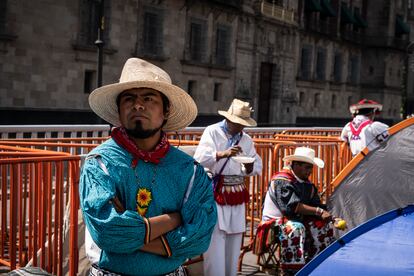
top-left (349, 103), bottom-right (383, 114)
top-left (89, 80), bottom-right (197, 132)
top-left (283, 155), bottom-right (325, 168)
top-left (218, 110), bottom-right (257, 127)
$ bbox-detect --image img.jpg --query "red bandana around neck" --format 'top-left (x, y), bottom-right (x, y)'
top-left (111, 127), bottom-right (170, 168)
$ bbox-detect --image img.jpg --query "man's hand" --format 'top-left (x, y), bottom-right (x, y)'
top-left (295, 203), bottom-right (332, 222)
top-left (216, 145), bottom-right (243, 160)
top-left (320, 210), bottom-right (332, 222)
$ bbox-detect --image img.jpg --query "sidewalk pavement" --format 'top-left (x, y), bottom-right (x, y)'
top-left (0, 250), bottom-right (274, 276)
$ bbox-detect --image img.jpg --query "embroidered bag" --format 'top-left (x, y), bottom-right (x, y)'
top-left (212, 134), bottom-right (250, 205)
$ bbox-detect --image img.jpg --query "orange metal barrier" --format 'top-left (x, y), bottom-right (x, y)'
top-left (273, 142), bottom-right (341, 201)
top-left (273, 134), bottom-right (352, 182)
top-left (3, 137), bottom-right (109, 143)
top-left (0, 141), bottom-right (100, 156)
top-left (275, 133), bottom-right (342, 142)
top-left (280, 129), bottom-right (342, 136)
top-left (167, 131), bottom-right (202, 141)
top-left (0, 145), bottom-right (80, 275)
top-left (0, 129), bottom-right (352, 274)
top-left (238, 138), bottom-right (347, 270)
top-left (339, 142), bottom-right (353, 169)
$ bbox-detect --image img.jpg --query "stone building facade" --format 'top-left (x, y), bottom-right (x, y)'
top-left (406, 0), bottom-right (414, 117)
top-left (293, 0), bottom-right (409, 126)
top-left (0, 0), bottom-right (409, 126)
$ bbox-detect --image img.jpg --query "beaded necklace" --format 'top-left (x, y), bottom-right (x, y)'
top-left (135, 164), bottom-right (157, 217)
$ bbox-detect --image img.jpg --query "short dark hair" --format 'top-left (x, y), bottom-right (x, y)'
top-left (291, 161), bottom-right (312, 168)
top-left (356, 108), bottom-right (376, 116)
top-left (160, 93), bottom-right (170, 114)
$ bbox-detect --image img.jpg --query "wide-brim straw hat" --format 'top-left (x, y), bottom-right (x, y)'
top-left (349, 99), bottom-right (383, 115)
top-left (89, 58), bottom-right (197, 132)
top-left (283, 147), bottom-right (324, 168)
top-left (218, 98), bottom-right (257, 127)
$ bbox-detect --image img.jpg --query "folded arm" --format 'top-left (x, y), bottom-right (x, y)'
top-left (163, 164), bottom-right (217, 258)
top-left (80, 158), bottom-right (182, 255)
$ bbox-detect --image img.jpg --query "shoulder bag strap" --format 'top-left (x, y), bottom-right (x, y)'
top-left (216, 132), bottom-right (243, 175)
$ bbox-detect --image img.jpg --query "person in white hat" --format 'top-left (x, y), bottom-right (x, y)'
top-left (194, 98), bottom-right (263, 276)
top-left (341, 99), bottom-right (389, 156)
top-left (260, 147), bottom-right (335, 274)
top-left (79, 58), bottom-right (216, 276)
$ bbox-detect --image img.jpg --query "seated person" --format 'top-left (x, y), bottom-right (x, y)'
top-left (261, 147), bottom-right (335, 274)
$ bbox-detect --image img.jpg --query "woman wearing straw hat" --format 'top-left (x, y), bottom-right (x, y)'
top-left (341, 99), bottom-right (389, 156)
top-left (79, 58), bottom-right (216, 276)
top-left (260, 147), bottom-right (335, 275)
top-left (194, 99), bottom-right (263, 276)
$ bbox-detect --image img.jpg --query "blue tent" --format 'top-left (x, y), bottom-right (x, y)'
top-left (297, 205), bottom-right (414, 275)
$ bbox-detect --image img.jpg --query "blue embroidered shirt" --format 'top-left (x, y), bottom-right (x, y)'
top-left (79, 139), bottom-right (217, 275)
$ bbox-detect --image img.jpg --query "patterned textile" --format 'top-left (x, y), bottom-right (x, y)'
top-left (253, 218), bottom-right (277, 255)
top-left (90, 264), bottom-right (122, 276)
top-left (276, 217), bottom-right (335, 270)
top-left (262, 168), bottom-right (335, 272)
top-left (90, 264), bottom-right (188, 276)
top-left (222, 175), bottom-right (244, 184)
top-left (269, 169), bottom-right (322, 222)
top-left (111, 127), bottom-right (170, 167)
top-left (303, 217), bottom-right (335, 260)
top-left (214, 175), bottom-right (249, 205)
top-left (164, 266), bottom-right (188, 276)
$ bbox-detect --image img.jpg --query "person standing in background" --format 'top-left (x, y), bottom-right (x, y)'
top-left (194, 98), bottom-right (263, 276)
top-left (341, 99), bottom-right (389, 156)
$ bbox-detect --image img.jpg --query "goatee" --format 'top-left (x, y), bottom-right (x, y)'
top-left (125, 122), bottom-right (162, 139)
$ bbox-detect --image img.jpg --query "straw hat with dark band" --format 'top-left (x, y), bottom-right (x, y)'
top-left (89, 58), bottom-right (197, 132)
top-left (218, 99), bottom-right (257, 127)
top-left (283, 147), bottom-right (325, 168)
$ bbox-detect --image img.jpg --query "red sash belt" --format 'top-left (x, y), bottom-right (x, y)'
top-left (213, 175), bottom-right (249, 205)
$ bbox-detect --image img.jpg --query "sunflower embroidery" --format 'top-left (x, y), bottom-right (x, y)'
top-left (137, 205), bottom-right (148, 217)
top-left (136, 188), bottom-right (152, 216)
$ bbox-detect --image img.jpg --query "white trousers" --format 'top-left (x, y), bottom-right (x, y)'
top-left (203, 224), bottom-right (243, 276)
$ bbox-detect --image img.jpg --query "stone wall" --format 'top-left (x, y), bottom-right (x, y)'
top-left (0, 0), bottom-right (407, 126)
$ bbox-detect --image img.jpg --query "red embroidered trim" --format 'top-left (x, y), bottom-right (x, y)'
top-left (350, 120), bottom-right (372, 137)
top-left (160, 235), bottom-right (172, 257)
top-left (214, 185), bottom-right (250, 205)
top-left (280, 263), bottom-right (305, 269)
top-left (271, 169), bottom-right (295, 182)
top-left (253, 219), bottom-right (276, 255)
top-left (143, 217), bottom-right (150, 244)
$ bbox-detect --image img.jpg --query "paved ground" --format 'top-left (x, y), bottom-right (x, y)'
top-left (0, 251), bottom-right (275, 276)
top-left (186, 250), bottom-right (275, 276)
